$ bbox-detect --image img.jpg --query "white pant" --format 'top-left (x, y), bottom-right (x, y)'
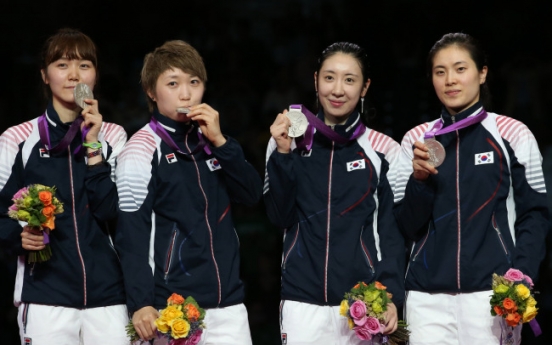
top-left (280, 300), bottom-right (363, 345)
top-left (406, 290), bottom-right (522, 345)
top-left (18, 303), bottom-right (129, 345)
top-left (141, 303), bottom-right (252, 345)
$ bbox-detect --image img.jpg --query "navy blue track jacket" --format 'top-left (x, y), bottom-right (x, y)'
top-left (0, 103), bottom-right (127, 308)
top-left (264, 111), bottom-right (405, 307)
top-left (115, 110), bottom-right (262, 314)
top-left (394, 102), bottom-right (549, 292)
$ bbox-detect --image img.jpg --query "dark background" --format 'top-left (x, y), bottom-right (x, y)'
top-left (1, 0), bottom-right (551, 344)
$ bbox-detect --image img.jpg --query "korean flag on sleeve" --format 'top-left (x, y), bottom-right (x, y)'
top-left (475, 152), bottom-right (494, 165)
top-left (347, 159), bottom-right (366, 172)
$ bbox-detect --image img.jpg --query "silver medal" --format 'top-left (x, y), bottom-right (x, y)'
top-left (176, 107), bottom-right (190, 114)
top-left (286, 109), bottom-right (308, 138)
top-left (425, 138), bottom-right (446, 167)
top-left (73, 83), bottom-right (94, 109)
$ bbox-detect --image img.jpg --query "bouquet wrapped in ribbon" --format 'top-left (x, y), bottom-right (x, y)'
top-left (340, 281), bottom-right (409, 345)
top-left (8, 184), bottom-right (64, 263)
top-left (490, 268), bottom-right (541, 338)
top-left (127, 293), bottom-right (206, 345)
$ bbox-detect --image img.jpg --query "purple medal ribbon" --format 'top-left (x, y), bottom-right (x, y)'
top-left (529, 319), bottom-right (542, 337)
top-left (290, 104), bottom-right (366, 151)
top-left (38, 113), bottom-right (89, 156)
top-left (149, 117), bottom-right (211, 156)
top-left (424, 109), bottom-right (488, 139)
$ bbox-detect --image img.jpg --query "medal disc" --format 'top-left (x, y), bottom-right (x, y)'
top-left (74, 83), bottom-right (94, 109)
top-left (176, 107), bottom-right (190, 114)
top-left (425, 138), bottom-right (446, 167)
top-left (286, 109), bottom-right (308, 138)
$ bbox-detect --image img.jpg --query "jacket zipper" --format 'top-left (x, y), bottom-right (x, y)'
top-left (492, 213), bottom-right (510, 261)
top-left (453, 117), bottom-right (462, 290)
top-left (359, 226), bottom-right (375, 273)
top-left (186, 129), bottom-right (222, 305)
top-left (411, 224), bottom-right (431, 262)
top-left (324, 141), bottom-right (335, 303)
top-left (68, 150), bottom-right (87, 306)
top-left (164, 224), bottom-right (178, 283)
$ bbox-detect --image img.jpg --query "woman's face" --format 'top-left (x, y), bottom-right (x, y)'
top-left (149, 67), bottom-right (205, 122)
top-left (431, 45), bottom-right (487, 115)
top-left (315, 52), bottom-right (369, 125)
top-left (41, 55), bottom-right (96, 111)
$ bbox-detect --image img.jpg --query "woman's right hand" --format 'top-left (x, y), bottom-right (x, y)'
top-left (412, 141), bottom-right (439, 181)
top-left (270, 110), bottom-right (293, 154)
top-left (21, 226), bottom-right (45, 251)
top-left (132, 306), bottom-right (160, 340)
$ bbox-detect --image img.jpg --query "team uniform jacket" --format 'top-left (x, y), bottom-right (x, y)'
top-left (394, 102), bottom-right (549, 293)
top-left (0, 102), bottom-right (127, 308)
top-left (264, 111), bottom-right (405, 307)
top-left (115, 110), bottom-right (262, 314)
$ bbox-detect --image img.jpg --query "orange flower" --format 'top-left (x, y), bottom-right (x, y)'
top-left (505, 312), bottom-right (521, 327)
top-left (493, 306), bottom-right (504, 316)
top-left (502, 298), bottom-right (517, 312)
top-left (167, 293), bottom-right (185, 305)
top-left (184, 303), bottom-right (201, 321)
top-left (42, 205), bottom-right (56, 218)
top-left (353, 282), bottom-right (367, 289)
top-left (38, 191), bottom-right (52, 206)
top-left (42, 216), bottom-right (55, 230)
top-left (375, 281), bottom-right (387, 290)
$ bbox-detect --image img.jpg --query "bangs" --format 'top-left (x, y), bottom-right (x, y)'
top-left (42, 29), bottom-right (97, 68)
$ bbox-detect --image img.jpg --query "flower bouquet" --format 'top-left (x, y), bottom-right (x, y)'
top-left (490, 268), bottom-right (541, 338)
top-left (127, 293), bottom-right (206, 345)
top-left (340, 281), bottom-right (409, 345)
top-left (8, 184), bottom-right (64, 263)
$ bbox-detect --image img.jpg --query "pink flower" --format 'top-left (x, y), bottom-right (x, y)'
top-left (354, 325), bottom-right (373, 341)
top-left (365, 317), bottom-right (383, 335)
top-left (187, 330), bottom-right (203, 345)
top-left (349, 300), bottom-right (367, 320)
top-left (170, 338), bottom-right (187, 345)
top-left (524, 275), bottom-right (534, 288)
top-left (504, 268), bottom-right (524, 282)
top-left (8, 204), bottom-right (18, 211)
top-left (12, 187), bottom-right (28, 201)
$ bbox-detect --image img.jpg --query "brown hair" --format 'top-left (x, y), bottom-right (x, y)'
top-left (141, 40), bottom-right (207, 112)
top-left (40, 28), bottom-right (98, 99)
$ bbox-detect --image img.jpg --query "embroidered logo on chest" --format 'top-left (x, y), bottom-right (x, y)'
top-left (24, 337), bottom-right (32, 345)
top-left (206, 158), bottom-right (222, 171)
top-left (39, 148), bottom-right (50, 158)
top-left (165, 153), bottom-right (177, 164)
top-left (301, 150), bottom-right (312, 157)
top-left (475, 151), bottom-right (494, 165)
top-left (346, 159), bottom-right (366, 171)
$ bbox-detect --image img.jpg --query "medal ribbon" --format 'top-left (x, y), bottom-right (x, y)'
top-left (291, 104), bottom-right (366, 151)
top-left (424, 109), bottom-right (488, 139)
top-left (38, 113), bottom-right (89, 156)
top-left (149, 117), bottom-right (211, 156)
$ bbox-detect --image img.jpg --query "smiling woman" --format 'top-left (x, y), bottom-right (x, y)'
top-left (393, 32), bottom-right (549, 345)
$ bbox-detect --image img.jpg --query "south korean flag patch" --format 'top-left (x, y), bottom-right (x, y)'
top-left (206, 158), bottom-right (222, 171)
top-left (347, 159), bottom-right (365, 172)
top-left (475, 151), bottom-right (494, 165)
top-left (165, 153), bottom-right (177, 164)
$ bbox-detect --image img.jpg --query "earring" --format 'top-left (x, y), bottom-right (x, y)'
top-left (360, 97), bottom-right (364, 113)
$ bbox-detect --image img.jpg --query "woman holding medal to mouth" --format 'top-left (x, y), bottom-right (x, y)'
top-left (0, 28), bottom-right (129, 344)
top-left (264, 42), bottom-right (405, 344)
top-left (394, 33), bottom-right (549, 345)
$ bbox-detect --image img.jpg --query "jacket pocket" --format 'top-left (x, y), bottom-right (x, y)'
top-left (359, 226), bottom-right (375, 274)
top-left (164, 224), bottom-right (179, 283)
top-left (282, 224), bottom-right (300, 270)
top-left (492, 213), bottom-right (511, 263)
top-left (411, 224), bottom-right (431, 263)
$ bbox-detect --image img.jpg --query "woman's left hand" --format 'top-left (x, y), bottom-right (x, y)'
top-left (382, 302), bottom-right (398, 334)
top-left (187, 103), bottom-right (227, 147)
top-left (81, 98), bottom-right (103, 143)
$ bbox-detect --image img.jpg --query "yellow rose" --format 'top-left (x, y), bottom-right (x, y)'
top-left (364, 290), bottom-right (380, 303)
top-left (493, 284), bottom-right (509, 294)
top-left (339, 300), bottom-right (349, 317)
top-left (347, 318), bottom-right (354, 329)
top-left (372, 301), bottom-right (383, 314)
top-left (522, 305), bottom-right (538, 323)
top-left (160, 305), bottom-right (184, 323)
top-left (23, 196), bottom-right (33, 208)
top-left (155, 317), bottom-right (170, 333)
top-left (516, 284), bottom-right (530, 300)
top-left (171, 319), bottom-right (190, 339)
top-left (526, 296), bottom-right (537, 307)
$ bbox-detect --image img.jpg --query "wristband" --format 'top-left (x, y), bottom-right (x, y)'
top-left (83, 142), bottom-right (102, 149)
top-left (87, 149), bottom-right (102, 158)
